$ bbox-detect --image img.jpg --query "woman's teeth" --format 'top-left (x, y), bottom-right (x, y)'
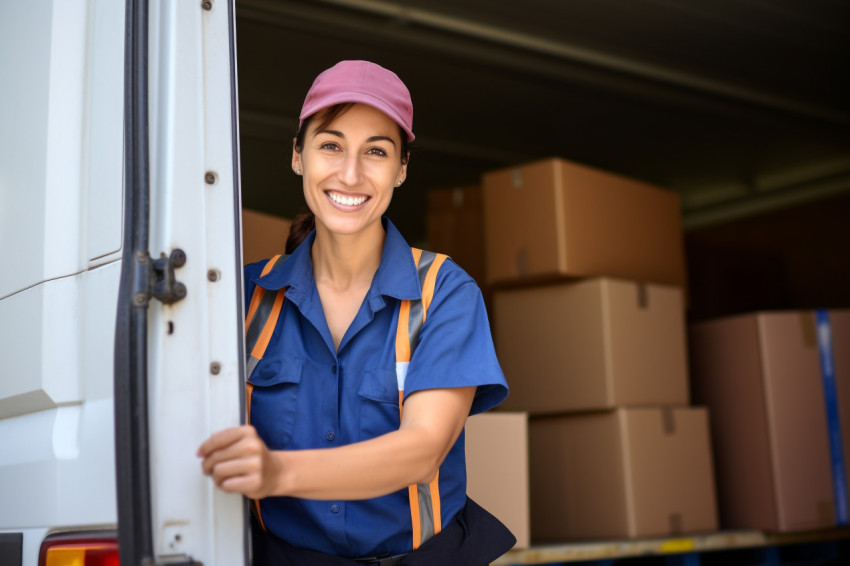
top-left (328, 192), bottom-right (367, 206)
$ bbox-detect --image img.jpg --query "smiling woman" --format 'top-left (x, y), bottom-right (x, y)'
top-left (285, 99), bottom-right (411, 254)
top-left (294, 103), bottom-right (407, 244)
top-left (197, 60), bottom-right (515, 565)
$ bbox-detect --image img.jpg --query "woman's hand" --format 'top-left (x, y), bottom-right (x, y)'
top-left (197, 425), bottom-right (281, 499)
top-left (197, 387), bottom-right (475, 501)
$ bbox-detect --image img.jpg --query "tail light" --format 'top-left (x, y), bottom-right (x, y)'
top-left (39, 535), bottom-right (119, 566)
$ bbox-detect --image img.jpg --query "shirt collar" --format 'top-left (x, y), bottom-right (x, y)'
top-left (252, 217), bottom-right (421, 308)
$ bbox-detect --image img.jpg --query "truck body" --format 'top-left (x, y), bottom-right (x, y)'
top-left (0, 1), bottom-right (249, 564)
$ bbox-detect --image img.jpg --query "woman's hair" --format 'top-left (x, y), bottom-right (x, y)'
top-left (285, 210), bottom-right (316, 254)
top-left (286, 103), bottom-right (411, 253)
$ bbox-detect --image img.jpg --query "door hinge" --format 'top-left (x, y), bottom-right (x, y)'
top-left (133, 249), bottom-right (188, 306)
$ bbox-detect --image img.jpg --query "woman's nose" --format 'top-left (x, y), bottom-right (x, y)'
top-left (338, 152), bottom-right (363, 186)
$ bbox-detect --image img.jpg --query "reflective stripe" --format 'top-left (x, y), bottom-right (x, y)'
top-left (408, 484), bottom-right (422, 548)
top-left (410, 247), bottom-right (424, 272)
top-left (246, 382), bottom-right (268, 531)
top-left (250, 289), bottom-right (285, 360)
top-left (396, 248), bottom-right (448, 549)
top-left (407, 298), bottom-right (424, 357)
top-left (428, 471), bottom-right (441, 537)
top-left (417, 483), bottom-right (435, 542)
top-left (244, 254), bottom-right (288, 532)
top-left (416, 250), bottom-right (435, 287)
top-left (245, 289), bottom-right (278, 359)
top-left (395, 299), bottom-right (412, 363)
top-left (406, 250), bottom-right (435, 357)
top-left (266, 254), bottom-right (287, 274)
top-left (395, 361), bottom-right (409, 391)
top-left (245, 286), bottom-right (266, 331)
top-left (245, 256), bottom-right (288, 377)
top-left (246, 355), bottom-right (260, 378)
top-left (245, 254), bottom-right (285, 328)
top-left (420, 254), bottom-right (447, 319)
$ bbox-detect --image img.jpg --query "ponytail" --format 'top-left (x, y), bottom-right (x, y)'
top-left (286, 211), bottom-right (315, 254)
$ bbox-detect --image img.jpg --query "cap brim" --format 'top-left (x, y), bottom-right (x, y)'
top-left (300, 92), bottom-right (415, 142)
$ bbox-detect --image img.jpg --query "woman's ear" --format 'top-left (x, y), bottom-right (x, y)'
top-left (291, 139), bottom-right (302, 175)
top-left (396, 160), bottom-right (408, 187)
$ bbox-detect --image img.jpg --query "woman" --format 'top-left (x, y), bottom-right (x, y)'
top-left (198, 60), bottom-right (514, 565)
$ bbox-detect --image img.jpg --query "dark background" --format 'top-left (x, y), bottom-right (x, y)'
top-left (234, 0), bottom-right (850, 320)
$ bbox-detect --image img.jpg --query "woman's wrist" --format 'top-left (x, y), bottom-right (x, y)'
top-left (268, 449), bottom-right (294, 497)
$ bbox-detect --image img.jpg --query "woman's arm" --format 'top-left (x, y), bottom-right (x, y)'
top-left (197, 386), bottom-right (475, 500)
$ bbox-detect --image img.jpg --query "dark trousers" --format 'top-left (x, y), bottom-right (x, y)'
top-left (252, 497), bottom-right (516, 566)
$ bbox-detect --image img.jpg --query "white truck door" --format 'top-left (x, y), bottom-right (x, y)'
top-left (114, 0), bottom-right (248, 565)
top-left (1, 0), bottom-right (248, 564)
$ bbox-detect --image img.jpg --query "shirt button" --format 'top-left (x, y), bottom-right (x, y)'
top-left (326, 430), bottom-right (336, 441)
top-left (330, 504), bottom-right (340, 513)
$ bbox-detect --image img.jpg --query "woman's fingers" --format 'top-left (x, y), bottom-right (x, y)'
top-left (197, 424), bottom-right (253, 458)
top-left (198, 425), bottom-right (276, 498)
top-left (202, 442), bottom-right (253, 477)
top-left (219, 471), bottom-right (266, 498)
top-left (200, 429), bottom-right (260, 475)
top-left (209, 456), bottom-right (262, 491)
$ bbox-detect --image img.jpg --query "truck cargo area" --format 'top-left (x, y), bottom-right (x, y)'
top-left (233, 2), bottom-right (850, 565)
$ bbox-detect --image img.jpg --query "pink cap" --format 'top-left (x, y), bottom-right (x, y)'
top-left (299, 60), bottom-right (415, 142)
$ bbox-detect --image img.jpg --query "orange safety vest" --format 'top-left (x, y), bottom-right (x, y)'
top-left (244, 248), bottom-right (448, 550)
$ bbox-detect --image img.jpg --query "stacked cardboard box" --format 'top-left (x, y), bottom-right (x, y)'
top-left (482, 157), bottom-right (687, 288)
top-left (494, 278), bottom-right (689, 413)
top-left (689, 310), bottom-right (850, 532)
top-left (465, 412), bottom-right (530, 549)
top-left (242, 209), bottom-right (291, 264)
top-left (425, 184), bottom-right (487, 286)
top-left (529, 407), bottom-right (716, 541)
top-left (476, 157), bottom-right (717, 542)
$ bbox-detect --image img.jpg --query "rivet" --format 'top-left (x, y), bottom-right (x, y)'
top-left (208, 269), bottom-right (220, 282)
top-left (171, 248), bottom-right (187, 268)
top-left (204, 171), bottom-right (217, 184)
top-left (134, 293), bottom-right (147, 306)
top-left (201, 1), bottom-right (212, 11)
top-left (210, 362), bottom-right (221, 375)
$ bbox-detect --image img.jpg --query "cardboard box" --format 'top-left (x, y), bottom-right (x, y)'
top-left (529, 407), bottom-right (718, 541)
top-left (465, 412), bottom-right (530, 549)
top-left (689, 310), bottom-right (850, 532)
top-left (242, 209), bottom-right (291, 264)
top-left (426, 185), bottom-right (486, 286)
top-left (494, 278), bottom-right (689, 414)
top-left (482, 157), bottom-right (686, 288)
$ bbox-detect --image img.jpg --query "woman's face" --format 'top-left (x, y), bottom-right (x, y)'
top-left (292, 103), bottom-right (407, 239)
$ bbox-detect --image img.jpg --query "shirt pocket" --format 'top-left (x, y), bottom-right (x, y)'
top-left (357, 369), bottom-right (400, 442)
top-left (248, 354), bottom-right (302, 449)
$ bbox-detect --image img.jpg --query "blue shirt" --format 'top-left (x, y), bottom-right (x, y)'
top-left (245, 218), bottom-right (508, 559)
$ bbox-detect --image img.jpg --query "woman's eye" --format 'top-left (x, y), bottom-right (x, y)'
top-left (319, 142), bottom-right (340, 151)
top-left (367, 147), bottom-right (388, 157)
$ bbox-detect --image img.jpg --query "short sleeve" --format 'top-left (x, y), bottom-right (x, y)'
top-left (402, 259), bottom-right (509, 415)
